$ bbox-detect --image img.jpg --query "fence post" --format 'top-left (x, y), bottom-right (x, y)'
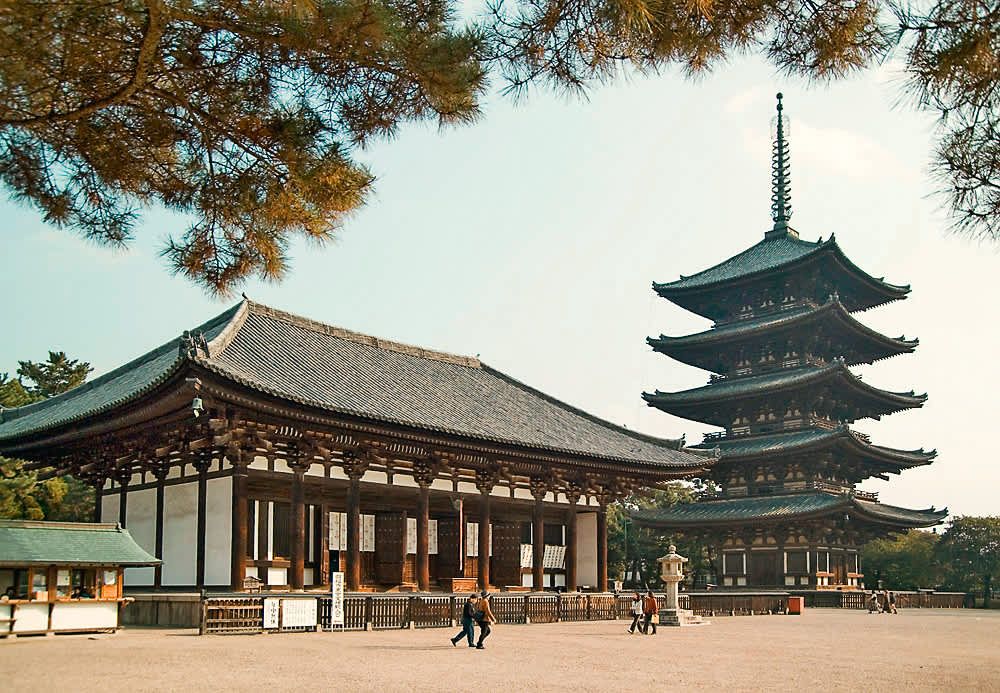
top-left (524, 595), bottom-right (530, 624)
top-left (586, 594), bottom-right (592, 621)
top-left (199, 595), bottom-right (207, 636)
top-left (364, 596), bottom-right (372, 631)
top-left (555, 592), bottom-right (561, 623)
top-left (449, 595), bottom-right (456, 626)
top-left (408, 596), bottom-right (415, 630)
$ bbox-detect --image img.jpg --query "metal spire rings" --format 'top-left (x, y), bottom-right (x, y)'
top-left (771, 92), bottom-right (792, 232)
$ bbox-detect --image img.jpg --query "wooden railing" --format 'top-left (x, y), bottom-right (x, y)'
top-left (198, 588), bottom-right (971, 634)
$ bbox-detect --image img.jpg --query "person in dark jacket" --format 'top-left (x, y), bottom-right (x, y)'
top-left (451, 594), bottom-right (478, 647)
top-left (474, 591), bottom-right (496, 649)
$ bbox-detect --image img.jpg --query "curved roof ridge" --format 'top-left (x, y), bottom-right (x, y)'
top-left (241, 300), bottom-right (481, 369)
top-left (0, 303), bottom-right (243, 427)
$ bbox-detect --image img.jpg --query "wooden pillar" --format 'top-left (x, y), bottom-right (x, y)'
top-left (346, 476), bottom-right (362, 591)
top-left (416, 484), bottom-right (431, 592)
top-left (230, 460), bottom-right (249, 591)
top-left (117, 470), bottom-right (130, 528)
top-left (565, 500), bottom-right (579, 592)
top-left (154, 469), bottom-right (167, 588)
top-left (195, 459), bottom-right (210, 588)
top-left (597, 505), bottom-right (608, 592)
top-left (289, 463), bottom-right (306, 591)
top-left (318, 503), bottom-right (330, 586)
top-left (476, 475), bottom-right (494, 590)
top-left (532, 492), bottom-right (545, 591)
top-left (93, 479), bottom-right (103, 523)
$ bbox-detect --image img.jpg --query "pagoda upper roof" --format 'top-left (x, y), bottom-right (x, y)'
top-left (693, 427), bottom-right (936, 470)
top-left (630, 492), bottom-right (947, 528)
top-left (643, 360), bottom-right (926, 426)
top-left (652, 232), bottom-right (910, 320)
top-left (0, 300), bottom-right (708, 471)
top-left (648, 296), bottom-right (918, 373)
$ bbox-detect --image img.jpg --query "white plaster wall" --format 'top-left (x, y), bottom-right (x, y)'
top-left (393, 474), bottom-right (418, 487)
top-left (163, 483), bottom-right (197, 586)
top-left (204, 477), bottom-right (233, 586)
top-left (362, 470), bottom-right (388, 484)
top-left (101, 495), bottom-right (118, 525)
top-left (513, 488), bottom-right (533, 501)
top-left (50, 602), bottom-right (118, 630)
top-left (124, 488), bottom-right (156, 586)
top-left (431, 479), bottom-right (452, 492)
top-left (12, 603), bottom-right (48, 632)
top-left (273, 459), bottom-right (291, 474)
top-left (576, 512), bottom-right (598, 588)
top-left (305, 465), bottom-right (325, 477)
top-left (249, 456), bottom-right (269, 471)
top-left (456, 482), bottom-right (478, 495)
top-left (329, 466), bottom-right (348, 480)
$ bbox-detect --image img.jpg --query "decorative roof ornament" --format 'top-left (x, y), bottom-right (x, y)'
top-left (767, 92), bottom-right (796, 240)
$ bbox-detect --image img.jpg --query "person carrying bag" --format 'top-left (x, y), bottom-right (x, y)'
top-left (642, 590), bottom-right (659, 635)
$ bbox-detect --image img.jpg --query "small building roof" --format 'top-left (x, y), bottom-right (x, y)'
top-left (0, 301), bottom-right (706, 470)
top-left (0, 520), bottom-right (161, 567)
top-left (630, 493), bottom-right (947, 528)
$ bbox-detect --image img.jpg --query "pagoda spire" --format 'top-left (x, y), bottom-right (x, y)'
top-left (767, 92), bottom-right (796, 240)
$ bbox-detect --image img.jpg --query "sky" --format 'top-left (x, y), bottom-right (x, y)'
top-left (2, 54), bottom-right (997, 520)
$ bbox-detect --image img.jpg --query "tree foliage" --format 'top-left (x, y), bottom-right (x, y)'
top-left (1, 0), bottom-right (999, 293)
top-left (861, 529), bottom-right (944, 591)
top-left (936, 516), bottom-right (1000, 607)
top-left (0, 352), bottom-right (95, 522)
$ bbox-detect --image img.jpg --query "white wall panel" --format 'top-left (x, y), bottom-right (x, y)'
top-left (577, 512), bottom-right (598, 588)
top-left (204, 477), bottom-right (233, 586)
top-left (162, 483), bottom-right (197, 586)
top-left (124, 488), bottom-right (156, 586)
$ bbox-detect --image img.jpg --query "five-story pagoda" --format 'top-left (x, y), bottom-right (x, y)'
top-left (633, 94), bottom-right (947, 590)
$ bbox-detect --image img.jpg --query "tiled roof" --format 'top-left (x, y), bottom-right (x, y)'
top-left (648, 298), bottom-right (918, 367)
top-left (693, 428), bottom-right (936, 466)
top-left (643, 362), bottom-right (926, 417)
top-left (631, 493), bottom-right (947, 528)
top-left (0, 301), bottom-right (706, 469)
top-left (631, 493), bottom-right (846, 525)
top-left (0, 520), bottom-right (160, 566)
top-left (653, 233), bottom-right (909, 296)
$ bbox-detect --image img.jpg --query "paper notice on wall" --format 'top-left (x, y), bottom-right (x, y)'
top-left (466, 522), bottom-right (478, 557)
top-left (429, 519), bottom-right (438, 555)
top-left (363, 514), bottom-right (375, 552)
top-left (329, 512), bottom-right (341, 550)
top-left (520, 544), bottom-right (532, 568)
top-left (340, 512), bottom-right (348, 550)
top-left (281, 598), bottom-right (317, 628)
top-left (331, 572), bottom-right (344, 626)
top-left (406, 517), bottom-right (417, 554)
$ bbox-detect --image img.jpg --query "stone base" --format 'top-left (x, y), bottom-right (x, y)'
top-left (659, 608), bottom-right (708, 627)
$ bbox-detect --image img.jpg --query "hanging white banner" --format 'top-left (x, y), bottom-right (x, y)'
top-left (331, 572), bottom-right (345, 626)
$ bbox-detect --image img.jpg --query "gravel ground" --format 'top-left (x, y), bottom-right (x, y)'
top-left (3, 608), bottom-right (999, 692)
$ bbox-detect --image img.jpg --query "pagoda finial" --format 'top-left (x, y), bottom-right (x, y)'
top-left (767, 92), bottom-right (796, 239)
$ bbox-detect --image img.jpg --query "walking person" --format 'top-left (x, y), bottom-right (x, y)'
top-left (887, 590), bottom-right (898, 614)
top-left (641, 590), bottom-right (658, 636)
top-left (474, 590), bottom-right (496, 649)
top-left (627, 592), bottom-right (643, 634)
top-left (450, 594), bottom-right (478, 647)
top-left (868, 590), bottom-right (881, 613)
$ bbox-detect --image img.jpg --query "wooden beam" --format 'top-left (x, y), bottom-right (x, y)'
top-left (416, 484), bottom-right (430, 592)
top-left (565, 504), bottom-right (578, 592)
top-left (230, 460), bottom-right (249, 591)
top-left (346, 477), bottom-right (361, 591)
top-left (289, 464), bottom-right (306, 591)
top-left (154, 470), bottom-right (166, 587)
top-left (478, 491), bottom-right (491, 590)
top-left (195, 460), bottom-right (209, 587)
top-left (597, 505), bottom-right (608, 592)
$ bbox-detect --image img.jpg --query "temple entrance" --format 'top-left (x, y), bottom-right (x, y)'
top-left (750, 551), bottom-right (778, 586)
top-left (832, 553), bottom-right (846, 585)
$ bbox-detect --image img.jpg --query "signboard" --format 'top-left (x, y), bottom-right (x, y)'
top-left (263, 597), bottom-right (281, 629)
top-left (331, 572), bottom-right (345, 626)
top-left (281, 598), bottom-right (317, 629)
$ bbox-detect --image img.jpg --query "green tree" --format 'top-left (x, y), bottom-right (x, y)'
top-left (17, 352), bottom-right (93, 398)
top-left (3, 0), bottom-right (1000, 295)
top-left (936, 516), bottom-right (1000, 608)
top-left (0, 352), bottom-right (95, 522)
top-left (861, 529), bottom-right (944, 591)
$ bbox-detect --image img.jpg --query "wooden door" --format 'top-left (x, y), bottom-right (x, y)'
top-left (375, 511), bottom-right (406, 584)
top-left (750, 551), bottom-right (778, 587)
top-left (491, 521), bottom-right (522, 587)
top-left (436, 516), bottom-right (462, 578)
top-left (832, 553), bottom-right (846, 586)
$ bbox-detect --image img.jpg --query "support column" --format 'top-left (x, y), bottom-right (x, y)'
top-left (117, 469), bottom-right (130, 528)
top-left (565, 495), bottom-right (579, 592)
top-left (93, 478), bottom-right (103, 523)
top-left (230, 458), bottom-right (249, 591)
top-left (154, 468), bottom-right (167, 588)
top-left (416, 484), bottom-right (430, 591)
top-left (597, 504), bottom-right (608, 593)
top-left (289, 462), bottom-right (307, 591)
top-left (475, 471), bottom-right (496, 591)
top-left (531, 480), bottom-right (546, 591)
top-left (318, 503), bottom-right (330, 586)
top-left (195, 458), bottom-right (210, 588)
top-left (342, 452), bottom-right (368, 592)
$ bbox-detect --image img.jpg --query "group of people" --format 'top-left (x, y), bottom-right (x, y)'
top-left (626, 591), bottom-right (660, 635)
top-left (868, 589), bottom-right (898, 614)
top-left (450, 591), bottom-right (496, 649)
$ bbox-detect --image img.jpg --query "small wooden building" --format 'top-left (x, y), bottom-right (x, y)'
top-left (0, 300), bottom-right (709, 594)
top-left (0, 520), bottom-right (160, 637)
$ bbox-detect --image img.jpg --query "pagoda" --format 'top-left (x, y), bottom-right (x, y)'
top-left (633, 94), bottom-right (947, 590)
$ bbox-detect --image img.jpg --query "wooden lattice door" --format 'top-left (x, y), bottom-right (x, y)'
top-left (375, 511), bottom-right (406, 584)
top-left (491, 521), bottom-right (522, 587)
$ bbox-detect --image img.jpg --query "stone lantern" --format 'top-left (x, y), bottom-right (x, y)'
top-left (657, 545), bottom-right (688, 611)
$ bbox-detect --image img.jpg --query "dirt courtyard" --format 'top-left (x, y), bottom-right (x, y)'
top-left (3, 608), bottom-right (999, 692)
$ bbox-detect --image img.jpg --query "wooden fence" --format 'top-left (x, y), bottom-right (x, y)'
top-left (199, 589), bottom-right (970, 634)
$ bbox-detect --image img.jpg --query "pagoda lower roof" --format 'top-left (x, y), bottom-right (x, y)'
top-left (648, 297), bottom-right (918, 372)
top-left (694, 428), bottom-right (936, 469)
top-left (643, 361), bottom-right (926, 426)
top-left (652, 232), bottom-right (910, 320)
top-left (631, 492), bottom-right (947, 528)
top-left (0, 301), bottom-right (707, 471)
